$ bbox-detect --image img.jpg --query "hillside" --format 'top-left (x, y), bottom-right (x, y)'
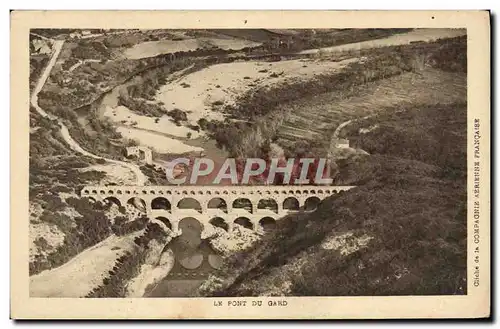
top-left (29, 29), bottom-right (468, 298)
top-left (199, 103), bottom-right (467, 296)
top-left (209, 35), bottom-right (466, 159)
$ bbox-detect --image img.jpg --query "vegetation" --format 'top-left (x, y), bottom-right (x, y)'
top-left (112, 216), bottom-right (149, 236)
top-left (29, 110), bottom-right (120, 275)
top-left (29, 30), bottom-right (467, 297)
top-left (168, 108), bottom-right (188, 123)
top-left (66, 108), bottom-right (127, 159)
top-left (139, 164), bottom-right (170, 185)
top-left (208, 51), bottom-right (408, 155)
top-left (213, 28), bottom-right (411, 52)
top-left (87, 222), bottom-right (169, 297)
top-left (200, 102), bottom-right (466, 297)
top-left (29, 197), bottom-right (113, 275)
top-left (71, 40), bottom-right (111, 60)
top-left (197, 40), bottom-right (466, 295)
top-left (341, 103), bottom-right (467, 180)
top-left (290, 29), bottom-right (411, 52)
top-left (61, 57), bottom-right (80, 71)
top-left (208, 36), bottom-right (466, 159)
top-left (117, 95), bottom-right (164, 117)
top-left (29, 55), bottom-right (49, 90)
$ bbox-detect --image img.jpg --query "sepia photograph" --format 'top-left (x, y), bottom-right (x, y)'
top-left (11, 10), bottom-right (490, 319)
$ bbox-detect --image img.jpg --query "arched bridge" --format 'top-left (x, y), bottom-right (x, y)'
top-left (81, 185), bottom-right (356, 233)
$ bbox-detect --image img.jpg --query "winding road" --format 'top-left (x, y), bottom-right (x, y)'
top-left (30, 36), bottom-right (147, 185)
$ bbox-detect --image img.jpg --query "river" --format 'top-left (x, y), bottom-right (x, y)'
top-left (30, 37), bottom-right (147, 185)
top-left (146, 217), bottom-right (224, 297)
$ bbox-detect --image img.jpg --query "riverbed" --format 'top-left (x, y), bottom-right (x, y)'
top-left (95, 66), bottom-right (206, 155)
top-left (145, 218), bottom-right (224, 297)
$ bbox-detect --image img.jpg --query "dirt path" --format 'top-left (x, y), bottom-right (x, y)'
top-left (30, 232), bottom-right (144, 297)
top-left (30, 38), bottom-right (147, 185)
top-left (68, 59), bottom-right (101, 72)
top-left (325, 68), bottom-right (466, 156)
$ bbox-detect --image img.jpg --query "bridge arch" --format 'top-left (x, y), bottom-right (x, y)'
top-left (103, 196), bottom-right (121, 207)
top-left (209, 217), bottom-right (229, 231)
top-left (127, 197), bottom-right (147, 213)
top-left (304, 196), bottom-right (321, 211)
top-left (257, 198), bottom-right (278, 213)
top-left (151, 197), bottom-right (171, 211)
top-left (259, 217), bottom-right (277, 232)
top-left (176, 217), bottom-right (205, 255)
top-left (233, 198), bottom-right (253, 213)
top-left (179, 216), bottom-right (204, 231)
top-left (234, 217), bottom-right (253, 230)
top-left (154, 216), bottom-right (172, 230)
top-left (178, 254), bottom-right (204, 270)
top-left (207, 197), bottom-right (227, 212)
top-left (177, 197), bottom-right (202, 212)
top-left (283, 197), bottom-right (300, 211)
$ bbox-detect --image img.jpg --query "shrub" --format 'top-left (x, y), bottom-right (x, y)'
top-left (112, 216), bottom-right (148, 236)
top-left (200, 101), bottom-right (467, 297)
top-left (197, 118), bottom-right (209, 130)
top-left (168, 108), bottom-right (188, 122)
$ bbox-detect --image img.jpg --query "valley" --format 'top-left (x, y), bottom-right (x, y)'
top-left (29, 28), bottom-right (467, 298)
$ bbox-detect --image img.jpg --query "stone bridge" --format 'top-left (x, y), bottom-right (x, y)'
top-left (81, 185), bottom-right (356, 233)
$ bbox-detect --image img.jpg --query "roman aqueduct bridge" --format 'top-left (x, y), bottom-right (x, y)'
top-left (81, 185), bottom-right (356, 233)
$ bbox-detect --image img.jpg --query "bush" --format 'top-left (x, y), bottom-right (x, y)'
top-left (197, 118), bottom-right (209, 130)
top-left (30, 203), bottom-right (113, 276)
top-left (168, 108), bottom-right (188, 122)
top-left (112, 216), bottom-right (148, 236)
top-left (39, 211), bottom-right (73, 233)
top-left (117, 95), bottom-right (164, 118)
top-left (201, 101), bottom-right (467, 297)
top-left (88, 223), bottom-right (169, 297)
top-left (187, 124), bottom-right (200, 132)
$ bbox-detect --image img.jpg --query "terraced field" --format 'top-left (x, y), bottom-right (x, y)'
top-left (276, 68), bottom-right (467, 144)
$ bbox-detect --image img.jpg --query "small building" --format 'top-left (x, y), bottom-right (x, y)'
top-left (335, 138), bottom-right (350, 149)
top-left (31, 39), bottom-right (51, 55)
top-left (126, 146), bottom-right (153, 164)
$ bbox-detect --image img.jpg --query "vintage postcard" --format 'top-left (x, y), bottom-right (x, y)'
top-left (11, 10), bottom-right (490, 319)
